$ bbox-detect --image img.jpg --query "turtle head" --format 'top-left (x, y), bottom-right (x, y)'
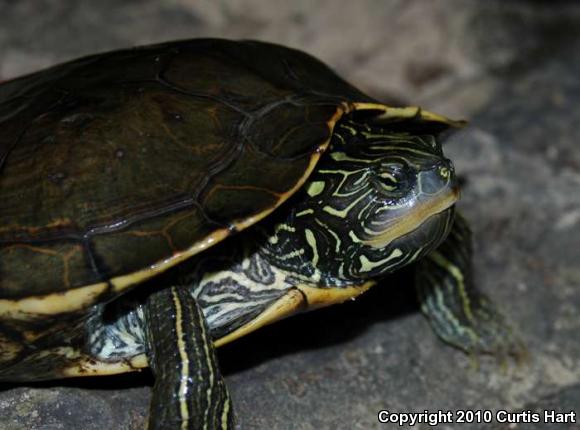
top-left (264, 119), bottom-right (459, 284)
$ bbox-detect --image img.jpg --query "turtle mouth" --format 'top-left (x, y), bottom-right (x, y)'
top-left (362, 184), bottom-right (459, 249)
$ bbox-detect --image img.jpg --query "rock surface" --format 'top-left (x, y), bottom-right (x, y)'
top-left (1, 1), bottom-right (579, 429)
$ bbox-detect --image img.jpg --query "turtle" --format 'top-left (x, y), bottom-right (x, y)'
top-left (0, 39), bottom-right (522, 429)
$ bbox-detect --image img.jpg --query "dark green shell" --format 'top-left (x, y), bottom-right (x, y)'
top-left (0, 39), bottom-right (377, 301)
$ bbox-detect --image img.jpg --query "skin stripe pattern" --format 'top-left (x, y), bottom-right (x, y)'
top-left (144, 286), bottom-right (233, 429)
top-left (171, 288), bottom-right (191, 429)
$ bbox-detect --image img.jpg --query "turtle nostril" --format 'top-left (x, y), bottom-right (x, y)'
top-left (446, 158), bottom-right (455, 170)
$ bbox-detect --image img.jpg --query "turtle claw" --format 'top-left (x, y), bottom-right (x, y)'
top-left (419, 292), bottom-right (530, 375)
top-left (468, 343), bottom-right (529, 378)
top-left (456, 319), bottom-right (528, 374)
top-left (455, 303), bottom-right (526, 364)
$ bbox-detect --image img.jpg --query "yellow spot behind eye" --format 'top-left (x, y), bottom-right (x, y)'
top-left (306, 181), bottom-right (326, 197)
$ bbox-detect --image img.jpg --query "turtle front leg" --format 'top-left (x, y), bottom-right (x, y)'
top-left (144, 286), bottom-right (234, 429)
top-left (415, 213), bottom-right (526, 360)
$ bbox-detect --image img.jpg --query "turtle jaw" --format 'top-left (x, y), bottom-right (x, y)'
top-left (362, 186), bottom-right (459, 250)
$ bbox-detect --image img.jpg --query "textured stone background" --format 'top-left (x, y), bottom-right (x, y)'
top-left (1, 1), bottom-right (579, 429)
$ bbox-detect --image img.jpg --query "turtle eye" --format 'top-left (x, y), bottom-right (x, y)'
top-left (374, 163), bottom-right (409, 193)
